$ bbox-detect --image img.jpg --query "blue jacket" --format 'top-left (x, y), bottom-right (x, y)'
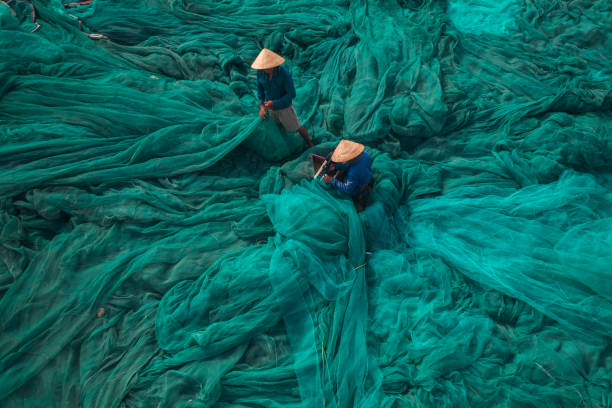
top-left (256, 66), bottom-right (296, 110)
top-left (331, 151), bottom-right (373, 196)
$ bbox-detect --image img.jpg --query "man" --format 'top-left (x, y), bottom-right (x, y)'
top-left (251, 48), bottom-right (314, 148)
top-left (322, 139), bottom-right (372, 211)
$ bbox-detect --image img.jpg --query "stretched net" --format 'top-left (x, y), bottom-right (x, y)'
top-left (1, 0), bottom-right (611, 406)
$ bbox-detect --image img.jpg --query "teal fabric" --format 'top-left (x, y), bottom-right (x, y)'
top-left (1, 0), bottom-right (611, 406)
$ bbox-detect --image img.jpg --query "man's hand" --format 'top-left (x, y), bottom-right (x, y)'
top-left (323, 175), bottom-right (332, 184)
top-left (264, 100), bottom-right (274, 110)
top-left (258, 105), bottom-right (266, 119)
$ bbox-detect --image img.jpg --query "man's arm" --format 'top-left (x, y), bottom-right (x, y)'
top-left (256, 73), bottom-right (265, 106)
top-left (331, 170), bottom-right (359, 195)
top-left (256, 73), bottom-right (267, 118)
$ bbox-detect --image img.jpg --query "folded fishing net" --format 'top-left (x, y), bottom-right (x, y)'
top-left (1, 0), bottom-right (611, 406)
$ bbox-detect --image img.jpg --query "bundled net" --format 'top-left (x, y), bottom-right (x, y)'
top-left (1, 0), bottom-right (611, 406)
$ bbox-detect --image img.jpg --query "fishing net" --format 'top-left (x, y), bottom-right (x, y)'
top-left (1, 0), bottom-right (611, 406)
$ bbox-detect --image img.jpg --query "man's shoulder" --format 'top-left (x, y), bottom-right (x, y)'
top-left (357, 151), bottom-right (372, 169)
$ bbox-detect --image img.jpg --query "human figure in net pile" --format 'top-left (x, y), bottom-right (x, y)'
top-left (251, 48), bottom-right (314, 148)
top-left (321, 139), bottom-right (373, 212)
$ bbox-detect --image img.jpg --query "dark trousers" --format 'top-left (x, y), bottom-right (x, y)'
top-left (352, 184), bottom-right (371, 212)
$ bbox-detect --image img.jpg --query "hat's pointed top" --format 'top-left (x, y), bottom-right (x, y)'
top-left (251, 48), bottom-right (285, 69)
top-left (331, 140), bottom-right (365, 162)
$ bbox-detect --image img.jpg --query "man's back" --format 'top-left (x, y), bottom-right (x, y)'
top-left (256, 66), bottom-right (295, 110)
top-left (332, 151), bottom-right (372, 195)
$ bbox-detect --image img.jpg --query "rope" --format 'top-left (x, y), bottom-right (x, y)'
top-left (62, 0), bottom-right (108, 40)
top-left (2, 0), bottom-right (40, 32)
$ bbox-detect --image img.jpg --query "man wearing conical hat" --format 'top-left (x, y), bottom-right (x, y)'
top-left (322, 139), bottom-right (372, 210)
top-left (251, 48), bottom-right (314, 148)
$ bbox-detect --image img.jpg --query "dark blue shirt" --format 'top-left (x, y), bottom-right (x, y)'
top-left (256, 66), bottom-right (296, 110)
top-left (331, 151), bottom-right (373, 196)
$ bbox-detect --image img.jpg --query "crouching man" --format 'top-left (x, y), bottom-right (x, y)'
top-left (322, 139), bottom-right (372, 211)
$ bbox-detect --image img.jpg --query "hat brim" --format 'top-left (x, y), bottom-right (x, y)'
top-left (251, 49), bottom-right (285, 69)
top-left (331, 140), bottom-right (365, 162)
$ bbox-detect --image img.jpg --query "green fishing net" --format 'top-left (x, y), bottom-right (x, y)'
top-left (1, 0), bottom-right (611, 406)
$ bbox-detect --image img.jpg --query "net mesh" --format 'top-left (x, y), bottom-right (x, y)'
top-left (1, 0), bottom-right (611, 406)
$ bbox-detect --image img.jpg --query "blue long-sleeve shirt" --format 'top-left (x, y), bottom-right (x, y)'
top-left (331, 151), bottom-right (373, 195)
top-left (256, 66), bottom-right (296, 110)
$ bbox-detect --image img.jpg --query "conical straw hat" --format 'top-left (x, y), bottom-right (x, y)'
top-left (331, 139), bottom-right (365, 162)
top-left (251, 48), bottom-right (285, 69)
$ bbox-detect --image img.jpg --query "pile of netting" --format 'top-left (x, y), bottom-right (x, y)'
top-left (1, 0), bottom-right (611, 406)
